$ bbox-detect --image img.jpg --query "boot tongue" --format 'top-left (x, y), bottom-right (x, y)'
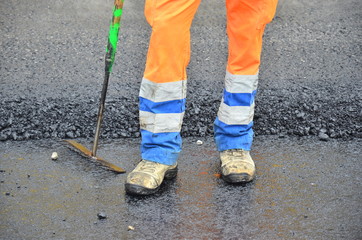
top-left (139, 161), bottom-right (157, 173)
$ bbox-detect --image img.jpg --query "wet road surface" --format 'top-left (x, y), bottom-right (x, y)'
top-left (1, 137), bottom-right (361, 239)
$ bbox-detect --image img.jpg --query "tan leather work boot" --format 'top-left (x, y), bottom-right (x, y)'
top-left (125, 160), bottom-right (178, 195)
top-left (220, 149), bottom-right (255, 183)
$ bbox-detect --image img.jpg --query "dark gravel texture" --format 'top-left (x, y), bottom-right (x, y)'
top-left (0, 85), bottom-right (361, 141)
top-left (0, 0), bottom-right (361, 141)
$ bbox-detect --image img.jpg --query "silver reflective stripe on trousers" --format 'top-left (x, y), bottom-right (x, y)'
top-left (224, 71), bottom-right (258, 93)
top-left (139, 111), bottom-right (185, 133)
top-left (139, 78), bottom-right (187, 102)
top-left (217, 71), bottom-right (258, 125)
top-left (217, 101), bottom-right (255, 125)
top-left (139, 78), bottom-right (187, 133)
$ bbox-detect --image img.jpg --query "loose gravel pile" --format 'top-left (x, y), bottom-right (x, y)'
top-left (0, 83), bottom-right (360, 141)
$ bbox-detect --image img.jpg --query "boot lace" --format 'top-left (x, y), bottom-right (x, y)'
top-left (139, 160), bottom-right (158, 174)
top-left (228, 149), bottom-right (246, 157)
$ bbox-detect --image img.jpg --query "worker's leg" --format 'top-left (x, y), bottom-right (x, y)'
top-left (139, 0), bottom-right (201, 166)
top-left (215, 0), bottom-right (277, 183)
top-left (214, 0), bottom-right (278, 152)
top-left (126, 0), bottom-right (201, 195)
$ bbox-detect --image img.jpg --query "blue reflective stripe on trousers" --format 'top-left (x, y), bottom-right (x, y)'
top-left (214, 81), bottom-right (256, 151)
top-left (139, 82), bottom-right (186, 165)
top-left (139, 97), bottom-right (186, 114)
top-left (141, 130), bottom-right (182, 165)
top-left (214, 117), bottom-right (254, 151)
top-left (223, 89), bottom-right (257, 106)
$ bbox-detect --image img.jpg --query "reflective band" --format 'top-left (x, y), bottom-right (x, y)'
top-left (139, 78), bottom-right (187, 102)
top-left (223, 89), bottom-right (257, 107)
top-left (217, 101), bottom-right (255, 125)
top-left (140, 111), bottom-right (184, 133)
top-left (225, 71), bottom-right (258, 93)
top-left (139, 97), bottom-right (186, 114)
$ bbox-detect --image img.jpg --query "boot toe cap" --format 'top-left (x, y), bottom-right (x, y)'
top-left (126, 172), bottom-right (159, 190)
top-left (221, 162), bottom-right (255, 183)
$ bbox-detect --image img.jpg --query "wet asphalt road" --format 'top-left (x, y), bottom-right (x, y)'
top-left (1, 137), bottom-right (361, 239)
top-left (0, 0), bottom-right (362, 239)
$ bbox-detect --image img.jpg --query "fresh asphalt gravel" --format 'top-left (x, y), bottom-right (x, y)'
top-left (0, 0), bottom-right (361, 142)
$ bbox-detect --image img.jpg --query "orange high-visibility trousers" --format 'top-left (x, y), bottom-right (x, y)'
top-left (139, 0), bottom-right (278, 165)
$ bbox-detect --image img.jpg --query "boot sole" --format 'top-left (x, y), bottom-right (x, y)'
top-left (222, 173), bottom-right (254, 184)
top-left (125, 167), bottom-right (178, 196)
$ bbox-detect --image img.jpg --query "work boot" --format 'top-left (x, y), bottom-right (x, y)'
top-left (220, 149), bottom-right (255, 183)
top-left (125, 160), bottom-right (178, 195)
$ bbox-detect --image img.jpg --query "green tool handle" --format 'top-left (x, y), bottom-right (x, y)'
top-left (92, 0), bottom-right (124, 157)
top-left (105, 0), bottom-right (124, 73)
